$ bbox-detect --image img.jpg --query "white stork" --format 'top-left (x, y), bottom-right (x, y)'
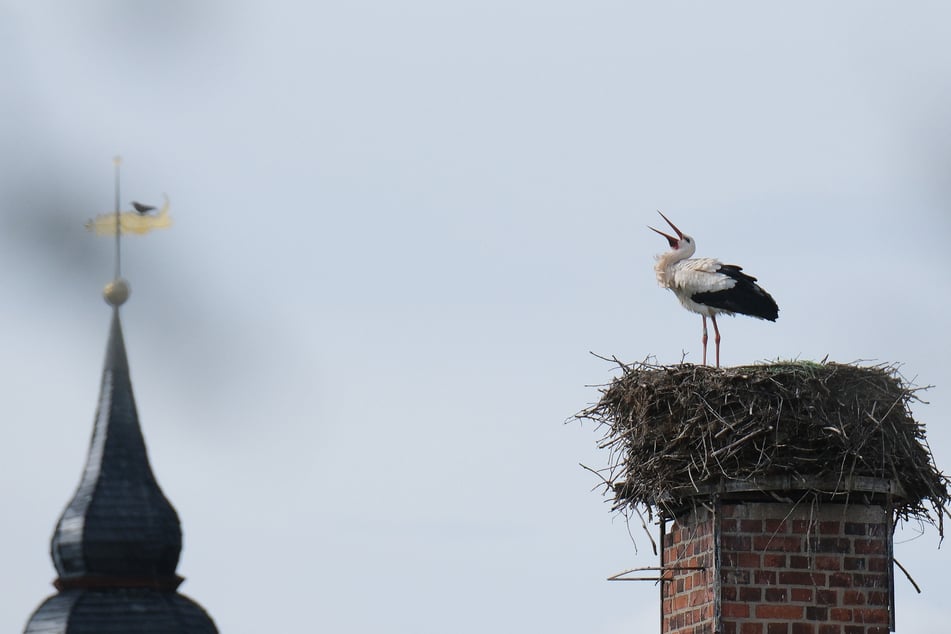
top-left (649, 211), bottom-right (778, 368)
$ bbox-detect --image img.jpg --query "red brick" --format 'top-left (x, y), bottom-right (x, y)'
top-left (854, 608), bottom-right (889, 624)
top-left (754, 535), bottom-right (803, 552)
top-left (866, 591), bottom-right (888, 606)
top-left (853, 573), bottom-right (887, 589)
top-left (722, 602), bottom-right (750, 618)
top-left (818, 626), bottom-right (840, 634)
top-left (767, 624), bottom-right (789, 634)
top-left (740, 519), bottom-right (763, 532)
top-left (791, 587), bottom-right (814, 602)
top-left (828, 572), bottom-right (853, 588)
top-left (723, 535), bottom-right (752, 551)
top-left (691, 588), bottom-right (711, 606)
top-left (688, 588), bottom-right (707, 606)
top-left (854, 539), bottom-right (885, 554)
top-left (789, 555), bottom-right (812, 569)
top-left (764, 519), bottom-right (790, 533)
top-left (866, 556), bottom-right (887, 572)
top-left (842, 556), bottom-right (866, 571)
top-left (865, 628), bottom-right (890, 634)
top-left (791, 624), bottom-right (815, 634)
top-left (754, 569), bottom-right (777, 585)
top-left (806, 606), bottom-right (829, 621)
top-left (693, 570), bottom-right (706, 585)
top-left (739, 586), bottom-right (762, 601)
top-left (815, 555), bottom-right (842, 571)
top-left (792, 519), bottom-right (813, 533)
top-left (819, 520), bottom-right (841, 534)
top-left (843, 590), bottom-right (866, 606)
top-left (845, 522), bottom-right (885, 537)
top-left (808, 537), bottom-right (851, 553)
top-left (684, 607), bottom-right (698, 625)
top-left (763, 553), bottom-right (786, 568)
top-left (724, 570), bottom-right (751, 584)
top-left (778, 570), bottom-right (825, 585)
top-left (830, 608), bottom-right (853, 622)
top-left (816, 589), bottom-right (837, 605)
top-left (740, 623), bottom-right (764, 634)
top-left (755, 604), bottom-right (805, 619)
top-left (737, 552), bottom-right (761, 568)
top-left (844, 626), bottom-right (863, 634)
top-left (764, 587), bottom-right (788, 602)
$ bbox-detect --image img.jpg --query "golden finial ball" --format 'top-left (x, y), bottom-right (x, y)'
top-left (103, 278), bottom-right (131, 306)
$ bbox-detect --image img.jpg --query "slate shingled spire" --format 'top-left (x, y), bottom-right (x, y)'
top-left (23, 309), bottom-right (217, 633)
top-left (24, 309), bottom-right (218, 633)
top-left (52, 309), bottom-right (183, 585)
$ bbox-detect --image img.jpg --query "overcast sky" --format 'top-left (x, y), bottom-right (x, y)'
top-left (2, 2), bottom-right (951, 632)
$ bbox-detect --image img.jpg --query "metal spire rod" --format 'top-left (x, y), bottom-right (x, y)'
top-left (113, 156), bottom-right (122, 280)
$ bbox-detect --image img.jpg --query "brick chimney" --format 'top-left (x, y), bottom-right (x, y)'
top-left (662, 492), bottom-right (894, 634)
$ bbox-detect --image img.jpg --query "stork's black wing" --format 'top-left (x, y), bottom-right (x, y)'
top-left (691, 264), bottom-right (779, 321)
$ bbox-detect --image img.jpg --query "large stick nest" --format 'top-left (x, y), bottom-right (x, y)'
top-left (576, 360), bottom-right (950, 533)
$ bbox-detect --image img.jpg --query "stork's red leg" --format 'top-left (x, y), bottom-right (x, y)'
top-left (711, 314), bottom-right (722, 368)
top-left (701, 316), bottom-right (708, 366)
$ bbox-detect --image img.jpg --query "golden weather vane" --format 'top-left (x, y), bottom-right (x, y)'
top-left (85, 156), bottom-right (173, 307)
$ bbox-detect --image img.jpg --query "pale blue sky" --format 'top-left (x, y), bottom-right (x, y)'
top-left (2, 2), bottom-right (950, 632)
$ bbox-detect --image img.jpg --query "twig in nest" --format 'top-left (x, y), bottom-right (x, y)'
top-left (893, 557), bottom-right (921, 594)
top-left (711, 426), bottom-right (770, 459)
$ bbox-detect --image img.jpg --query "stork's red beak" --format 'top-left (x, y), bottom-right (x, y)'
top-left (648, 210), bottom-right (685, 248)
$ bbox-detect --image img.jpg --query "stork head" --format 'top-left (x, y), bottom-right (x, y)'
top-left (649, 211), bottom-right (695, 256)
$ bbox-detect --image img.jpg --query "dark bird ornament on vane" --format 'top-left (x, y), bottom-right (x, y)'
top-left (131, 201), bottom-right (157, 214)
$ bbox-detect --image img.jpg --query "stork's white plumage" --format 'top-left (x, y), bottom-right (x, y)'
top-left (650, 211), bottom-right (778, 367)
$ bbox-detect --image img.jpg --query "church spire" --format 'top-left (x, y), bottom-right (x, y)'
top-left (50, 308), bottom-right (183, 589)
top-left (24, 160), bottom-right (217, 633)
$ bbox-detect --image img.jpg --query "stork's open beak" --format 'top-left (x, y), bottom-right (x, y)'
top-left (648, 210), bottom-right (685, 248)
